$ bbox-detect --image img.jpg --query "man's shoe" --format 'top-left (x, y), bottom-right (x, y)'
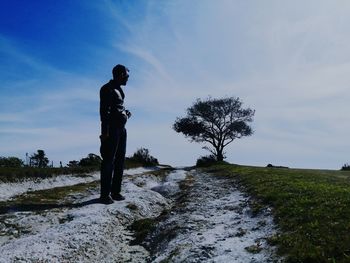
top-left (100, 196), bottom-right (114, 205)
top-left (111, 193), bottom-right (125, 201)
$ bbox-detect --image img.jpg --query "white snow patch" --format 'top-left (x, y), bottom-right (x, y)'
top-left (124, 166), bottom-right (160, 176)
top-left (150, 169), bottom-right (188, 197)
top-left (0, 171), bottom-right (172, 263)
top-left (152, 171), bottom-right (278, 263)
top-left (0, 173), bottom-right (99, 201)
top-left (128, 169), bottom-right (187, 196)
top-left (165, 169), bottom-right (187, 182)
top-left (0, 167), bottom-right (159, 202)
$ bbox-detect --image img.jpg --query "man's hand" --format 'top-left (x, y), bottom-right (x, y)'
top-left (125, 110), bottom-right (132, 119)
top-left (99, 134), bottom-right (109, 142)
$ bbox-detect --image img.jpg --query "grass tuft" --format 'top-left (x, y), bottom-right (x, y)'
top-left (129, 218), bottom-right (157, 245)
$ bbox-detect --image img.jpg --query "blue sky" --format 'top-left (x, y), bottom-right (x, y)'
top-left (1, 0), bottom-right (350, 169)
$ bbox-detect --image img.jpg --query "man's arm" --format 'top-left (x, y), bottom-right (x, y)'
top-left (100, 88), bottom-right (110, 139)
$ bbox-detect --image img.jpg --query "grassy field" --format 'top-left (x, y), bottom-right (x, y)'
top-left (204, 164), bottom-right (350, 263)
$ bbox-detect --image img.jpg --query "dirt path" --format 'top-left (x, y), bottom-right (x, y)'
top-left (148, 170), bottom-right (279, 263)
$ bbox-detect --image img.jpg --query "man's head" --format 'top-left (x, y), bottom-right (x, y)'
top-left (112, 64), bottom-right (129, 86)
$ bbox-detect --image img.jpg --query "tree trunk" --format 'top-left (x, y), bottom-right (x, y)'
top-left (216, 149), bottom-right (224, 162)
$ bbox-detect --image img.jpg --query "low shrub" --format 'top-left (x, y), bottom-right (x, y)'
top-left (341, 163), bottom-right (350, 171)
top-left (196, 155), bottom-right (229, 167)
top-left (0, 156), bottom-right (24, 168)
top-left (128, 148), bottom-right (159, 167)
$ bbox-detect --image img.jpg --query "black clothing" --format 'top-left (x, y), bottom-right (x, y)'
top-left (111, 193), bottom-right (126, 201)
top-left (99, 80), bottom-right (128, 199)
top-left (100, 127), bottom-right (127, 198)
top-left (99, 196), bottom-right (114, 205)
top-left (100, 80), bottom-right (128, 135)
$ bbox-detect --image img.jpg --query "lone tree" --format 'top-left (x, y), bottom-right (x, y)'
top-left (173, 97), bottom-right (255, 161)
top-left (30, 150), bottom-right (49, 168)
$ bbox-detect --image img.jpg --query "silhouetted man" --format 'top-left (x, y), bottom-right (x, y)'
top-left (99, 64), bottom-right (131, 204)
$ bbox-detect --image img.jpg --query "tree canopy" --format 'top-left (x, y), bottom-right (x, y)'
top-left (173, 97), bottom-right (255, 161)
top-left (30, 150), bottom-right (49, 168)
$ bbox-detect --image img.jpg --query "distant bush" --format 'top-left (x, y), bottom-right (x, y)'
top-left (67, 160), bottom-right (80, 168)
top-left (66, 154), bottom-right (101, 169)
top-left (196, 155), bottom-right (218, 167)
top-left (0, 156), bottom-right (24, 168)
top-left (341, 163), bottom-right (350, 171)
top-left (196, 155), bottom-right (229, 167)
top-left (78, 153), bottom-right (102, 168)
top-left (266, 163), bottom-right (289, 169)
top-left (128, 148), bottom-right (159, 167)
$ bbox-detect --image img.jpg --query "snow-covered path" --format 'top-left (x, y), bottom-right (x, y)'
top-left (0, 168), bottom-right (279, 262)
top-left (149, 170), bottom-right (279, 263)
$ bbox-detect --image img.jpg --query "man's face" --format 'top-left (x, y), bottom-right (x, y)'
top-left (119, 69), bottom-right (129, 86)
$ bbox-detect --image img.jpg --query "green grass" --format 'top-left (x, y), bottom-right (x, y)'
top-left (128, 218), bottom-right (157, 245)
top-left (204, 164), bottom-right (350, 263)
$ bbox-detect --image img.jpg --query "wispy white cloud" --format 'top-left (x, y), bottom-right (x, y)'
top-left (104, 0), bottom-right (350, 169)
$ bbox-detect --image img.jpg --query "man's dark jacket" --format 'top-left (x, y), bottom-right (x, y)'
top-left (100, 80), bottom-right (127, 135)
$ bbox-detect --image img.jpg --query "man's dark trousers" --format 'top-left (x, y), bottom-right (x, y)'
top-left (100, 126), bottom-right (127, 198)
